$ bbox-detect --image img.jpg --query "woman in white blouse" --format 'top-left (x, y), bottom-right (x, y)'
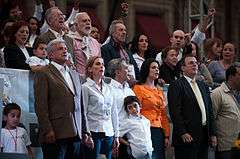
top-left (82, 56), bottom-right (119, 159)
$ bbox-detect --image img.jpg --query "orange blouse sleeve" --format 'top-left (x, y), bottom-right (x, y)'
top-left (159, 93), bottom-right (170, 138)
top-left (132, 85), bottom-right (144, 103)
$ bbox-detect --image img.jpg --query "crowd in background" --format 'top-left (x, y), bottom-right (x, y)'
top-left (0, 0), bottom-right (240, 159)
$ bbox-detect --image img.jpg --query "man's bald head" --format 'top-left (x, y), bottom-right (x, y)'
top-left (170, 30), bottom-right (185, 49)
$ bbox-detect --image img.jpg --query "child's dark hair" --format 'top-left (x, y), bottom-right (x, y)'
top-left (124, 96), bottom-right (141, 113)
top-left (3, 103), bottom-right (21, 116)
top-left (32, 38), bottom-right (46, 50)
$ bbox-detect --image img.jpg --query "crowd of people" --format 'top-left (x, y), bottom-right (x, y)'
top-left (0, 0), bottom-right (240, 159)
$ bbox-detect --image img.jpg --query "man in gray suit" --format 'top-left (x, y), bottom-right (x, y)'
top-left (34, 39), bottom-right (92, 159)
top-left (37, 7), bottom-right (75, 64)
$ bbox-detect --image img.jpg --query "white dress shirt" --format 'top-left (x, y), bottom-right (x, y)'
top-left (26, 56), bottom-right (49, 66)
top-left (82, 77), bottom-right (119, 137)
top-left (51, 61), bottom-right (75, 94)
top-left (28, 34), bottom-right (38, 47)
top-left (184, 75), bottom-right (207, 125)
top-left (19, 46), bottom-right (30, 63)
top-left (119, 115), bottom-right (153, 158)
top-left (109, 79), bottom-right (135, 120)
top-left (133, 53), bottom-right (145, 70)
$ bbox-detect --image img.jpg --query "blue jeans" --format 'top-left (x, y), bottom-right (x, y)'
top-left (151, 127), bottom-right (165, 159)
top-left (88, 132), bottom-right (113, 159)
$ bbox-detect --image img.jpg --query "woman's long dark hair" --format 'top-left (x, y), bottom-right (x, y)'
top-left (138, 58), bottom-right (160, 84)
top-left (130, 34), bottom-right (157, 59)
top-left (27, 16), bottom-right (40, 35)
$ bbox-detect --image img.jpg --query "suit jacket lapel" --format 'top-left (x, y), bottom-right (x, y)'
top-left (69, 69), bottom-right (78, 95)
top-left (49, 64), bottom-right (73, 93)
top-left (15, 45), bottom-right (27, 60)
top-left (63, 35), bottom-right (73, 51)
top-left (182, 77), bottom-right (197, 101)
top-left (182, 77), bottom-right (208, 114)
top-left (46, 30), bottom-right (56, 42)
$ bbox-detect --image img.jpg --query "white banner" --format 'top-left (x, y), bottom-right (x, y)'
top-left (0, 68), bottom-right (35, 112)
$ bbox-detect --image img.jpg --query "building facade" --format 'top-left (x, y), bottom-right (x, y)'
top-left (7, 0), bottom-right (240, 55)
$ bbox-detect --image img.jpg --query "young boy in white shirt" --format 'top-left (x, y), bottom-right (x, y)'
top-left (119, 96), bottom-right (153, 159)
top-left (26, 39), bottom-right (49, 71)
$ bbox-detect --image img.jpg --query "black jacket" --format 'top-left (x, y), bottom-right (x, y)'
top-left (167, 77), bottom-right (216, 146)
top-left (4, 43), bottom-right (33, 70)
top-left (101, 37), bottom-right (140, 79)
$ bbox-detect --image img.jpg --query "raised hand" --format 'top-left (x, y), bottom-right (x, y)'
top-left (121, 2), bottom-right (129, 17)
top-left (208, 8), bottom-right (216, 18)
top-left (184, 33), bottom-right (192, 45)
top-left (74, 0), bottom-right (80, 10)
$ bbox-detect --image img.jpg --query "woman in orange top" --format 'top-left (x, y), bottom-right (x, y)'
top-left (133, 58), bottom-right (170, 159)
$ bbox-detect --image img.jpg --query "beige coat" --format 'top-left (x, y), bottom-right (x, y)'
top-left (211, 82), bottom-right (240, 151)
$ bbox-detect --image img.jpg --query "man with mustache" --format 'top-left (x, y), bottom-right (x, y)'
top-left (168, 54), bottom-right (217, 159)
top-left (72, 12), bottom-right (101, 75)
top-left (34, 39), bottom-right (92, 159)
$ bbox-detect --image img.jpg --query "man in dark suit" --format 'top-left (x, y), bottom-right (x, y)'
top-left (167, 54), bottom-right (217, 159)
top-left (34, 39), bottom-right (92, 159)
